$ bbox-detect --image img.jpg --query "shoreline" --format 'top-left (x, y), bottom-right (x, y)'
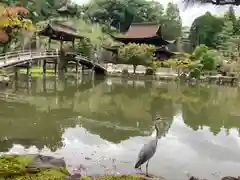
top-left (0, 154), bottom-right (239, 180)
top-left (0, 154), bottom-right (159, 180)
top-left (0, 66), bottom-right (239, 88)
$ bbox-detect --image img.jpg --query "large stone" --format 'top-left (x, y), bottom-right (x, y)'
top-left (0, 154), bottom-right (69, 179)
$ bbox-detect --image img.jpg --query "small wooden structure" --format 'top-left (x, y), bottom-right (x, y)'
top-left (104, 22), bottom-right (176, 62)
top-left (38, 23), bottom-right (84, 73)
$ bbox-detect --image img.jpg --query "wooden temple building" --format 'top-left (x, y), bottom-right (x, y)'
top-left (38, 22), bottom-right (84, 72)
top-left (104, 22), bottom-right (176, 62)
top-left (38, 23), bottom-right (84, 52)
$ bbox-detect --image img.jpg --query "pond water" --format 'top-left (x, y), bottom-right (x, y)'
top-left (1, 75), bottom-right (240, 180)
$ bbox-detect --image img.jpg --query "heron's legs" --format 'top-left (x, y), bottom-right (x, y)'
top-left (146, 160), bottom-right (149, 177)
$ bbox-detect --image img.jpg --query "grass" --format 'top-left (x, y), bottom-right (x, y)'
top-left (19, 66), bottom-right (56, 77)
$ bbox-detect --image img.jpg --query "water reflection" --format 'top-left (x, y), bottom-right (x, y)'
top-left (1, 77), bottom-right (240, 179)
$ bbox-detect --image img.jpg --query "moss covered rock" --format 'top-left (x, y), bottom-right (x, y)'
top-left (0, 154), bottom-right (69, 179)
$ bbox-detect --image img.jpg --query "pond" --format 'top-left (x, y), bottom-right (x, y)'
top-left (1, 75), bottom-right (240, 180)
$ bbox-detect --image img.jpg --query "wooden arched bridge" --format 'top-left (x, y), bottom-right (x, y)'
top-left (0, 49), bottom-right (107, 75)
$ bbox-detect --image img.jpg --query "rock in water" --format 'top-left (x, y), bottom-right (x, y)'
top-left (26, 154), bottom-right (66, 169)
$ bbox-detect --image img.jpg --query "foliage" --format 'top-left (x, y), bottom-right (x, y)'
top-left (189, 12), bottom-right (224, 49)
top-left (192, 45), bottom-right (223, 70)
top-left (163, 55), bottom-right (202, 70)
top-left (192, 44), bottom-right (208, 60)
top-left (161, 3), bottom-right (182, 40)
top-left (81, 0), bottom-right (164, 32)
top-left (118, 43), bottom-right (155, 73)
top-left (215, 18), bottom-right (240, 61)
top-left (81, 0), bottom-right (182, 40)
top-left (199, 51), bottom-right (217, 70)
top-left (0, 0), bottom-right (69, 22)
top-left (0, 6), bottom-right (33, 42)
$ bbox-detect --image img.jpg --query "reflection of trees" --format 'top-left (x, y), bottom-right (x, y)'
top-left (0, 78), bottom-right (177, 148)
top-left (73, 82), bottom-right (176, 142)
top-left (4, 77), bottom-right (240, 151)
top-left (179, 85), bottom-right (240, 134)
top-left (0, 100), bottom-right (64, 152)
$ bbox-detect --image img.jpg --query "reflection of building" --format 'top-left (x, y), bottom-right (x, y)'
top-left (104, 22), bottom-right (176, 62)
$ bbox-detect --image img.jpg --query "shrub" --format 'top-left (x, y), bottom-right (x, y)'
top-left (118, 43), bottom-right (155, 74)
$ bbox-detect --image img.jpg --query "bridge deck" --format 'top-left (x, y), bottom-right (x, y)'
top-left (0, 50), bottom-right (59, 69)
top-left (0, 50), bottom-right (107, 75)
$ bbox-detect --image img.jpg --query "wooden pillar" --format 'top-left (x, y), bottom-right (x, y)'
top-left (81, 65), bottom-right (85, 76)
top-left (72, 39), bottom-right (75, 51)
top-left (13, 79), bottom-right (17, 92)
top-left (43, 76), bottom-right (46, 92)
top-left (14, 67), bottom-right (18, 81)
top-left (54, 59), bottom-right (58, 77)
top-left (26, 66), bottom-right (30, 76)
top-left (75, 59), bottom-right (79, 74)
top-left (92, 65), bottom-right (95, 81)
top-left (54, 77), bottom-right (57, 92)
top-left (27, 63), bottom-right (31, 92)
top-left (80, 65), bottom-right (83, 80)
top-left (43, 60), bottom-right (46, 76)
top-left (60, 40), bottom-right (63, 53)
top-left (48, 38), bottom-right (51, 49)
top-left (28, 60), bottom-right (32, 78)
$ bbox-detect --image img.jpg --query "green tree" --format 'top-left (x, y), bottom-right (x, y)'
top-left (215, 19), bottom-right (240, 60)
top-left (81, 0), bottom-right (182, 39)
top-left (200, 51), bottom-right (217, 70)
top-left (225, 6), bottom-right (236, 25)
top-left (192, 45), bottom-right (223, 70)
top-left (192, 44), bottom-right (208, 60)
top-left (189, 12), bottom-right (224, 49)
top-left (81, 0), bottom-right (163, 32)
top-left (118, 43), bottom-right (155, 73)
top-left (161, 2), bottom-right (182, 40)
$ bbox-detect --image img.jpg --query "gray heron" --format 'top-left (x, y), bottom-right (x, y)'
top-left (134, 119), bottom-right (160, 176)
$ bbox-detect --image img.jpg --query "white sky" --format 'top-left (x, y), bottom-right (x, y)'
top-left (74, 0), bottom-right (240, 26)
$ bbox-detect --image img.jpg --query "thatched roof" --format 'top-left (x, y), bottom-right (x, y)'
top-left (38, 23), bottom-right (84, 41)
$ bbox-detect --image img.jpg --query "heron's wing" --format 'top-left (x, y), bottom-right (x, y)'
top-left (135, 139), bottom-right (158, 168)
top-left (135, 152), bottom-right (148, 168)
top-left (138, 140), bottom-right (157, 159)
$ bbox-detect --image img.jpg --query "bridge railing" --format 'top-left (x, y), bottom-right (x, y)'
top-left (0, 49), bottom-right (59, 65)
top-left (74, 52), bottom-right (106, 67)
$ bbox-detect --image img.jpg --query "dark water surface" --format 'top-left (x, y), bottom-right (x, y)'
top-left (1, 75), bottom-right (240, 180)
